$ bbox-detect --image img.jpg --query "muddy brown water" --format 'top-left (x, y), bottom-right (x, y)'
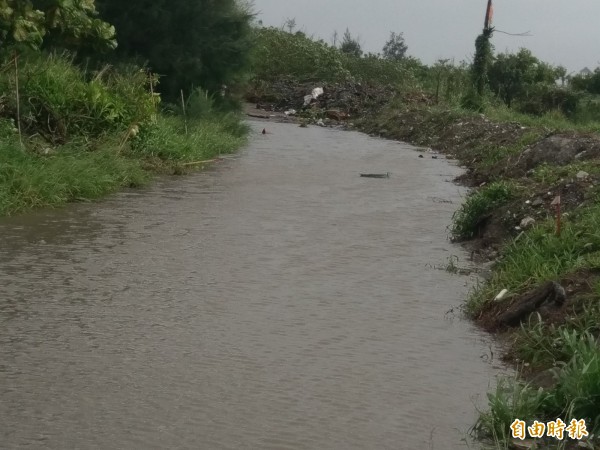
top-left (0, 122), bottom-right (503, 449)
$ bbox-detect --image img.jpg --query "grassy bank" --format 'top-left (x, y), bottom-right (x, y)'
top-left (0, 53), bottom-right (247, 216)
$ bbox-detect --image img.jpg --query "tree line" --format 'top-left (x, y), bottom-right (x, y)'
top-left (0, 0), bottom-right (254, 101)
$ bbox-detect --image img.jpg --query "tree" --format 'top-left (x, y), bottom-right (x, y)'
top-left (340, 28), bottom-right (361, 57)
top-left (556, 65), bottom-right (567, 86)
top-left (382, 31), bottom-right (407, 61)
top-left (283, 17), bottom-right (296, 33)
top-left (488, 48), bottom-right (558, 107)
top-left (0, 0), bottom-right (116, 51)
top-left (96, 0), bottom-right (254, 99)
top-left (571, 69), bottom-right (600, 95)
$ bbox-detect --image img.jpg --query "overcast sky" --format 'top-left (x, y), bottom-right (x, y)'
top-left (250, 0), bottom-right (599, 74)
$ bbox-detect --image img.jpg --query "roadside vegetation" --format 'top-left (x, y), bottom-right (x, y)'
top-left (0, 0), bottom-right (252, 216)
top-left (247, 19), bottom-right (600, 450)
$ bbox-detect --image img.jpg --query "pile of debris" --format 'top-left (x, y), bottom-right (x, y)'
top-left (246, 79), bottom-right (396, 121)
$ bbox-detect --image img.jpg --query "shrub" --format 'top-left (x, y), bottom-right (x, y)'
top-left (0, 51), bottom-right (157, 142)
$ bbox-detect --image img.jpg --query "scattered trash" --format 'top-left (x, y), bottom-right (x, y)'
top-left (316, 119), bottom-right (325, 127)
top-left (520, 217), bottom-right (536, 229)
top-left (495, 289), bottom-right (508, 302)
top-left (531, 197), bottom-right (543, 207)
top-left (576, 170), bottom-right (590, 180)
top-left (432, 155), bottom-right (438, 159)
top-left (284, 109), bottom-right (297, 116)
top-left (262, 128), bottom-right (266, 135)
top-left (418, 154), bottom-right (424, 158)
top-left (303, 87), bottom-right (324, 106)
top-left (360, 172), bottom-right (390, 178)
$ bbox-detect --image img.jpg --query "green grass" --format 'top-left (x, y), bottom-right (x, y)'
top-left (476, 335), bottom-right (600, 443)
top-left (483, 104), bottom-right (600, 133)
top-left (0, 51), bottom-right (248, 217)
top-left (532, 161), bottom-right (600, 185)
top-left (131, 114), bottom-right (247, 162)
top-left (0, 137), bottom-right (147, 215)
top-left (451, 181), bottom-right (517, 240)
top-left (466, 205), bottom-right (600, 315)
top-left (0, 113), bottom-right (247, 216)
top-left (475, 376), bottom-right (553, 443)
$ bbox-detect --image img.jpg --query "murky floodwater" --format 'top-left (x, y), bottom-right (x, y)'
top-left (0, 122), bottom-right (502, 449)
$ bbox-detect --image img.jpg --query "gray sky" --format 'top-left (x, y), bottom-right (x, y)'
top-left (251, 0), bottom-right (599, 74)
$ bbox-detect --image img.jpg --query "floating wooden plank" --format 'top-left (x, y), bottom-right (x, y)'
top-left (360, 172), bottom-right (390, 178)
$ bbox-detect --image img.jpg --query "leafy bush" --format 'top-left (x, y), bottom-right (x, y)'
top-left (0, 52), bottom-right (157, 142)
top-left (251, 28), bottom-right (349, 83)
top-left (251, 27), bottom-right (426, 89)
top-left (518, 85), bottom-right (580, 117)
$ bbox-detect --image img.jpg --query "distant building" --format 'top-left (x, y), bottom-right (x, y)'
top-left (580, 67), bottom-right (593, 76)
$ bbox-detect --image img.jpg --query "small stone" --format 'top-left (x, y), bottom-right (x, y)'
top-left (418, 154), bottom-right (424, 158)
top-left (577, 170), bottom-right (590, 180)
top-left (528, 198), bottom-right (541, 208)
top-left (511, 439), bottom-right (538, 450)
top-left (520, 217), bottom-right (536, 229)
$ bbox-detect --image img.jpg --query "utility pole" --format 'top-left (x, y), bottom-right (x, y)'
top-left (484, 0), bottom-right (494, 32)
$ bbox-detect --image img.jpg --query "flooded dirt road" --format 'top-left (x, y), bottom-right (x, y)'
top-left (0, 122), bottom-right (501, 449)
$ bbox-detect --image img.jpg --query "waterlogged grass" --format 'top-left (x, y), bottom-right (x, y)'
top-left (451, 181), bottom-right (517, 240)
top-left (475, 376), bottom-right (552, 443)
top-left (131, 114), bottom-right (247, 161)
top-left (0, 138), bottom-right (147, 215)
top-left (0, 114), bottom-right (247, 216)
top-left (476, 335), bottom-right (600, 442)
